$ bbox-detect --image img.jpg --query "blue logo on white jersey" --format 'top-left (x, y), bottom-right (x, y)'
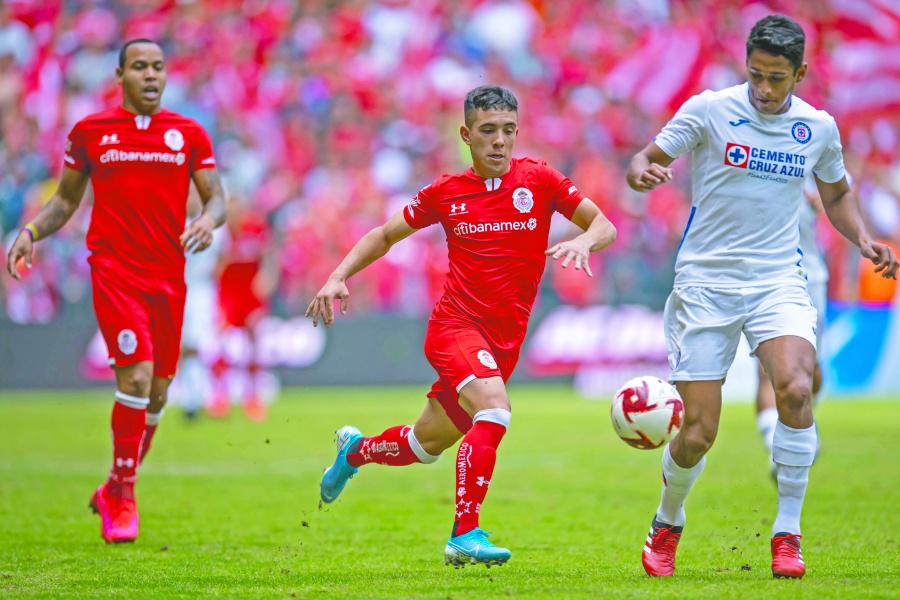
top-left (792, 122), bottom-right (811, 144)
top-left (729, 118), bottom-right (750, 127)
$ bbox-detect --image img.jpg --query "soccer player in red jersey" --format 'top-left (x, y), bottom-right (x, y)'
top-left (6, 39), bottom-right (226, 544)
top-left (306, 86), bottom-right (617, 567)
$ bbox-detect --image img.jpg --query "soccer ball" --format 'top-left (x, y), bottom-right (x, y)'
top-left (611, 376), bottom-right (685, 449)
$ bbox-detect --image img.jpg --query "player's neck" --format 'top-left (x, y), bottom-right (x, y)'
top-left (120, 101), bottom-right (163, 117)
top-left (471, 162), bottom-right (512, 179)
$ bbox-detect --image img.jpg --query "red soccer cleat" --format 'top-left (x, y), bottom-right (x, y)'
top-left (242, 396), bottom-right (267, 422)
top-left (642, 517), bottom-right (683, 577)
top-left (206, 393), bottom-right (231, 419)
top-left (89, 481), bottom-right (139, 544)
top-left (771, 532), bottom-right (805, 579)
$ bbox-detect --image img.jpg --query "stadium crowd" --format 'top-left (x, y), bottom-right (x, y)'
top-left (2, 0), bottom-right (899, 325)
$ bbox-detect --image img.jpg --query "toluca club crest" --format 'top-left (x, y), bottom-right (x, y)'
top-left (512, 187), bottom-right (534, 213)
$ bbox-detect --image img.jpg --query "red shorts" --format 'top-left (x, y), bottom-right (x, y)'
top-left (423, 319), bottom-right (520, 434)
top-left (91, 262), bottom-right (187, 378)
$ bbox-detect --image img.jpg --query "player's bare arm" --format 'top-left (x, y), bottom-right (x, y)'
top-left (181, 168), bottom-right (226, 254)
top-left (6, 166), bottom-right (89, 280)
top-left (545, 199), bottom-right (617, 278)
top-left (306, 208), bottom-right (416, 327)
top-left (626, 142), bottom-right (676, 192)
top-left (816, 175), bottom-right (899, 279)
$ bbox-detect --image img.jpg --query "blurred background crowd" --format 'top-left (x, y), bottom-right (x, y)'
top-left (2, 0), bottom-right (900, 327)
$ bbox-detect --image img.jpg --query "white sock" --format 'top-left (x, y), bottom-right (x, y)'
top-left (771, 421), bottom-right (817, 536)
top-left (656, 443), bottom-right (706, 527)
top-left (757, 407), bottom-right (778, 455)
top-left (146, 409), bottom-right (165, 426)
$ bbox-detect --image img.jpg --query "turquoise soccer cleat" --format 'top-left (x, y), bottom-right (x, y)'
top-left (320, 426), bottom-right (364, 503)
top-left (444, 528), bottom-right (511, 568)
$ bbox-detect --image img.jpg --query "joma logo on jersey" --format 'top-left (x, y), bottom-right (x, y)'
top-left (99, 133), bottom-right (120, 146)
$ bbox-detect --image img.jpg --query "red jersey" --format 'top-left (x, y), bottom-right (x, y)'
top-left (65, 106), bottom-right (216, 277)
top-left (404, 157), bottom-right (586, 352)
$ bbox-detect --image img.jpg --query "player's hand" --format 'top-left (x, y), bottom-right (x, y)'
top-left (546, 237), bottom-right (593, 277)
top-left (861, 240), bottom-right (899, 279)
top-left (306, 277), bottom-right (350, 327)
top-left (180, 214), bottom-right (216, 254)
top-left (6, 230), bottom-right (34, 281)
top-left (629, 164), bottom-right (674, 192)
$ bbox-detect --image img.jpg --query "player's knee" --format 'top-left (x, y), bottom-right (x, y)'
top-left (775, 377), bottom-right (812, 411)
top-left (678, 422), bottom-right (716, 456)
top-left (117, 369), bottom-right (153, 397)
top-left (408, 427), bottom-right (442, 464)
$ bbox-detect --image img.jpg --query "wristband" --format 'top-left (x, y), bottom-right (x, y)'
top-left (23, 223), bottom-right (39, 242)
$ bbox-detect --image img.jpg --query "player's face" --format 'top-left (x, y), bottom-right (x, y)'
top-left (746, 49), bottom-right (807, 115)
top-left (116, 43), bottom-right (166, 115)
top-left (460, 109), bottom-right (518, 178)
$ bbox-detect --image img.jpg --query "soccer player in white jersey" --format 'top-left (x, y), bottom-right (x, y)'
top-left (755, 176), bottom-right (834, 475)
top-left (626, 15), bottom-right (898, 579)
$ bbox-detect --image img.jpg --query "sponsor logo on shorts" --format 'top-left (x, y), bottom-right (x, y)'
top-left (117, 329), bottom-right (138, 355)
top-left (477, 349), bottom-right (498, 369)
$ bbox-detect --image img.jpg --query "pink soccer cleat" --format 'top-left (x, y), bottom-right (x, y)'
top-left (89, 481), bottom-right (139, 544)
top-left (642, 516), bottom-right (683, 577)
top-left (771, 533), bottom-right (805, 579)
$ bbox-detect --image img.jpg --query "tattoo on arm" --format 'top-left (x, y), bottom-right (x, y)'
top-left (193, 168), bottom-right (226, 227)
top-left (31, 167), bottom-right (89, 239)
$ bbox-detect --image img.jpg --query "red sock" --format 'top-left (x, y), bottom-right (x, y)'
top-left (454, 421), bottom-right (506, 536)
top-left (139, 424), bottom-right (157, 464)
top-left (347, 426), bottom-right (420, 467)
top-left (110, 397), bottom-right (146, 483)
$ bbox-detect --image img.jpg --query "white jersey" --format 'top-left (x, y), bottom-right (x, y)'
top-left (654, 82), bottom-right (845, 287)
top-left (799, 179), bottom-right (828, 285)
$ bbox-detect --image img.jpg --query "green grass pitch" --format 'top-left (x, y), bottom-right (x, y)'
top-left (1, 386), bottom-right (898, 599)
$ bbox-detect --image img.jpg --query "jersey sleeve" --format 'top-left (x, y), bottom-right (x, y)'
top-left (403, 178), bottom-right (443, 229)
top-left (542, 162), bottom-right (587, 220)
top-left (811, 117), bottom-right (846, 184)
top-left (64, 120), bottom-right (91, 173)
top-left (190, 123), bottom-right (216, 173)
top-left (652, 91), bottom-right (710, 159)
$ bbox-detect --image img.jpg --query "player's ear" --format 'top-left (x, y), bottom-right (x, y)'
top-left (795, 62), bottom-right (808, 83)
top-left (459, 125), bottom-right (471, 146)
top-left (115, 67), bottom-right (124, 84)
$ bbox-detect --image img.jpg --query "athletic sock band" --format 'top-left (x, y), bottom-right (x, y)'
top-left (115, 391), bottom-right (150, 409)
top-left (408, 427), bottom-right (440, 464)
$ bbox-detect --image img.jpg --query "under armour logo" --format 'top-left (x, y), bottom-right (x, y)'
top-left (450, 203), bottom-right (467, 215)
top-left (99, 133), bottom-right (120, 146)
top-left (476, 476), bottom-right (490, 488)
top-left (115, 457), bottom-right (135, 468)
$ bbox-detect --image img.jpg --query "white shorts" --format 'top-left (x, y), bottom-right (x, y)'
top-left (665, 284), bottom-right (818, 382)
top-left (807, 279), bottom-right (827, 351)
top-left (182, 283), bottom-right (217, 349)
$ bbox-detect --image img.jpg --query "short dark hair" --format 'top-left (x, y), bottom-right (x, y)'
top-left (118, 38), bottom-right (161, 69)
top-left (746, 14), bottom-right (805, 72)
top-left (464, 86), bottom-right (518, 126)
